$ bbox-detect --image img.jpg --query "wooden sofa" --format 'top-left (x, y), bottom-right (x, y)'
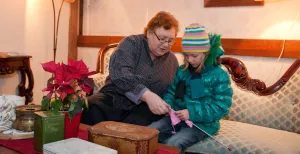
top-left (90, 43), bottom-right (300, 154)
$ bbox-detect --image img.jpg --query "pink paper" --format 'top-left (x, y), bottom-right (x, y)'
top-left (169, 109), bottom-right (193, 134)
top-left (170, 109), bottom-right (181, 126)
top-left (185, 120), bottom-right (193, 127)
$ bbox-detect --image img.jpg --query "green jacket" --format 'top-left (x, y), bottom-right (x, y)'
top-left (163, 34), bottom-right (233, 135)
top-left (163, 65), bottom-right (233, 135)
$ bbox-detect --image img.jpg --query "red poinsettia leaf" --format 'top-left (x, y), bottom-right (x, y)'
top-left (87, 71), bottom-right (97, 76)
top-left (61, 81), bottom-right (72, 86)
top-left (67, 59), bottom-right (92, 79)
top-left (67, 65), bottom-right (78, 74)
top-left (68, 58), bottom-right (76, 67)
top-left (46, 92), bottom-right (53, 98)
top-left (57, 63), bottom-right (75, 82)
top-left (42, 87), bottom-right (52, 92)
top-left (64, 72), bottom-right (74, 82)
top-left (72, 74), bottom-right (82, 80)
top-left (83, 78), bottom-right (94, 89)
top-left (80, 85), bottom-right (93, 93)
top-left (42, 83), bottom-right (58, 92)
top-left (75, 60), bottom-right (89, 75)
top-left (50, 83), bottom-right (59, 88)
top-left (41, 61), bottom-right (59, 73)
top-left (56, 85), bottom-right (74, 100)
top-left (60, 85), bottom-right (74, 94)
top-left (54, 63), bottom-right (64, 84)
top-left (57, 90), bottom-right (68, 100)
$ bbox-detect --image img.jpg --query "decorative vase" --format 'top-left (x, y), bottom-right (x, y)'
top-left (12, 105), bottom-right (41, 132)
top-left (61, 110), bottom-right (83, 139)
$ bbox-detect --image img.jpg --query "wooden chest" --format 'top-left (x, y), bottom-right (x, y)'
top-left (88, 121), bottom-right (159, 154)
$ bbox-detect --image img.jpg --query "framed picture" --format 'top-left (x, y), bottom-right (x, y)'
top-left (204, 0), bottom-right (264, 7)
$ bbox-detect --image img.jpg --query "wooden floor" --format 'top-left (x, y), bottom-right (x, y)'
top-left (0, 124), bottom-right (181, 154)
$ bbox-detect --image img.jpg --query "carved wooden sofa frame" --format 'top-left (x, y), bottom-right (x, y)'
top-left (91, 43), bottom-right (300, 154)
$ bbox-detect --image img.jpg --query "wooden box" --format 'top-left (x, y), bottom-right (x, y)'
top-left (88, 121), bottom-right (159, 154)
top-left (34, 111), bottom-right (64, 152)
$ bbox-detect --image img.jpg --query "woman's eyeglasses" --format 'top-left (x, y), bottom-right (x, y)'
top-left (153, 31), bottom-right (175, 46)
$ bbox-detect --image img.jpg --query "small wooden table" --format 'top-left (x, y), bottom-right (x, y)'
top-left (0, 54), bottom-right (34, 104)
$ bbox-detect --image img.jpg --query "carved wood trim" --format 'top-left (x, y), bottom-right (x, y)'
top-left (221, 57), bottom-right (267, 94)
top-left (97, 43), bottom-right (300, 96)
top-left (260, 58), bottom-right (300, 95)
top-left (96, 43), bottom-right (119, 73)
top-left (204, 0), bottom-right (264, 7)
top-left (221, 57), bottom-right (300, 96)
top-left (78, 36), bottom-right (300, 58)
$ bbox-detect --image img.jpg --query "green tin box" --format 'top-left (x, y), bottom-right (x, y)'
top-left (34, 111), bottom-right (65, 152)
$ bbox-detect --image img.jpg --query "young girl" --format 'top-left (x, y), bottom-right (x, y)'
top-left (149, 23), bottom-right (233, 153)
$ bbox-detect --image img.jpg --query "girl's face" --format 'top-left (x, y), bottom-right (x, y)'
top-left (183, 53), bottom-right (205, 68)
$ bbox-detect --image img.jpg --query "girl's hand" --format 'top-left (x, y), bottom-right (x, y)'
top-left (175, 109), bottom-right (189, 121)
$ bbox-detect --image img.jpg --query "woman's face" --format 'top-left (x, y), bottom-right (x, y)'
top-left (147, 27), bottom-right (176, 57)
top-left (183, 53), bottom-right (205, 68)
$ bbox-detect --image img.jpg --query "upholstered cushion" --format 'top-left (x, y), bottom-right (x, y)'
top-left (90, 73), bottom-right (108, 94)
top-left (186, 120), bottom-right (300, 154)
top-left (221, 65), bottom-right (300, 134)
top-left (102, 48), bottom-right (115, 74)
top-left (92, 47), bottom-right (115, 93)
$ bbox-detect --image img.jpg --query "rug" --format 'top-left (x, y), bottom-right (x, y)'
top-left (0, 129), bottom-right (178, 154)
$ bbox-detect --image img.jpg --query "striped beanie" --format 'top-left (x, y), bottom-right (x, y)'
top-left (182, 23), bottom-right (210, 53)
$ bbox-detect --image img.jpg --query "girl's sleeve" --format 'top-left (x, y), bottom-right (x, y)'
top-left (163, 68), bottom-right (182, 109)
top-left (187, 70), bottom-right (233, 123)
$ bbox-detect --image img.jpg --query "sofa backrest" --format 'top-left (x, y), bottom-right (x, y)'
top-left (224, 64), bottom-right (300, 134)
top-left (94, 43), bottom-right (300, 134)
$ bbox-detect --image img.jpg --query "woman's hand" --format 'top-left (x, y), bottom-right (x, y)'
top-left (142, 90), bottom-right (170, 115)
top-left (175, 109), bottom-right (189, 121)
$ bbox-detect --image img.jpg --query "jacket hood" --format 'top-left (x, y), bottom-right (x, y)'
top-left (204, 34), bottom-right (224, 66)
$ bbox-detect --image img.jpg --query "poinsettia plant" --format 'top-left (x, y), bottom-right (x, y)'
top-left (41, 59), bottom-right (96, 119)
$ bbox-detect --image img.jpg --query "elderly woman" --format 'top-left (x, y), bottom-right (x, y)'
top-left (81, 11), bottom-right (180, 126)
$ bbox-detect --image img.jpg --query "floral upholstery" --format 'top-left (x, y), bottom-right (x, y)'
top-left (90, 73), bottom-right (108, 94)
top-left (186, 120), bottom-right (300, 154)
top-left (223, 65), bottom-right (300, 134)
top-left (91, 46), bottom-right (300, 154)
top-left (102, 48), bottom-right (114, 74)
top-left (185, 65), bottom-right (300, 153)
top-left (90, 47), bottom-right (115, 93)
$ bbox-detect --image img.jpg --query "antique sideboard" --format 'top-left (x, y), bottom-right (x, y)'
top-left (0, 54), bottom-right (34, 104)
